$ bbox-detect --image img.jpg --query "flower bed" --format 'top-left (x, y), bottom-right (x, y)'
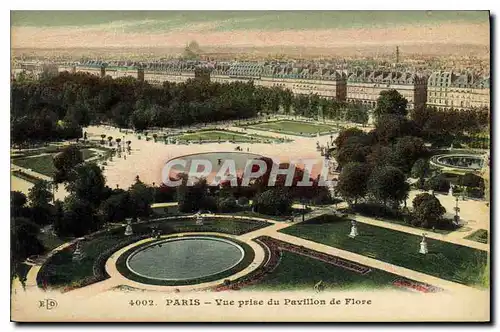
top-left (213, 235), bottom-right (371, 291)
top-left (392, 278), bottom-right (443, 293)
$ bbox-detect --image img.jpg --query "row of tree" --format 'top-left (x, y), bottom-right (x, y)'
top-left (11, 71), bottom-right (370, 144)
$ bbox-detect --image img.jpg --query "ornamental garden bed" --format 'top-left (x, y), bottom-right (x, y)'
top-left (166, 129), bottom-right (288, 144)
top-left (465, 229), bottom-right (488, 244)
top-left (218, 236), bottom-right (438, 292)
top-left (281, 216), bottom-right (489, 288)
top-left (36, 216), bottom-right (272, 290)
top-left (240, 120), bottom-right (338, 137)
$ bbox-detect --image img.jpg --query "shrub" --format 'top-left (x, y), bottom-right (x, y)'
top-left (218, 197), bottom-right (239, 213)
top-left (237, 196), bottom-right (249, 206)
top-left (253, 188), bottom-right (293, 216)
top-left (411, 193), bottom-right (447, 229)
top-left (426, 174), bottom-right (450, 193)
top-left (352, 202), bottom-right (404, 220)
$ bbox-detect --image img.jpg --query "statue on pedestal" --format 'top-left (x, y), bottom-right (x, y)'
top-left (448, 184), bottom-right (454, 197)
top-left (124, 219), bottom-right (133, 236)
top-left (72, 241), bottom-right (85, 262)
top-left (349, 220), bottom-right (359, 238)
top-left (419, 233), bottom-right (429, 254)
top-left (196, 211), bottom-right (204, 225)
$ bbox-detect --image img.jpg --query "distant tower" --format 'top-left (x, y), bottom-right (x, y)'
top-left (396, 46), bottom-right (400, 65)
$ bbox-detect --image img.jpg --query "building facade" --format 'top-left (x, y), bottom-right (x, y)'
top-left (13, 59), bottom-right (490, 112)
top-left (427, 71), bottom-right (490, 111)
top-left (346, 70), bottom-right (428, 110)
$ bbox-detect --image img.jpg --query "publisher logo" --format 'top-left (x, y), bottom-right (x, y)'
top-left (39, 299), bottom-right (58, 310)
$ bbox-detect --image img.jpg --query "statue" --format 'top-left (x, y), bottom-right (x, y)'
top-left (419, 233), bottom-right (429, 254)
top-left (448, 184), bottom-right (454, 197)
top-left (196, 211), bottom-right (204, 225)
top-left (72, 241), bottom-right (85, 262)
top-left (124, 219), bottom-right (133, 236)
top-left (348, 220), bottom-right (359, 238)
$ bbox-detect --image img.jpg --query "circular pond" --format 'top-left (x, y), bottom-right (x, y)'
top-left (126, 236), bottom-right (245, 281)
top-left (431, 154), bottom-right (485, 171)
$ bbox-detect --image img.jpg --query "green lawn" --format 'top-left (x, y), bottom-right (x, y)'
top-left (80, 148), bottom-right (97, 160)
top-left (135, 217), bottom-right (271, 236)
top-left (37, 232), bottom-right (73, 252)
top-left (12, 154), bottom-right (56, 177)
top-left (12, 148), bottom-right (102, 177)
top-left (37, 231), bottom-right (127, 288)
top-left (245, 251), bottom-right (405, 291)
top-left (244, 120), bottom-right (337, 136)
top-left (465, 229), bottom-right (488, 244)
top-left (171, 130), bottom-right (279, 143)
top-left (281, 215), bottom-right (489, 288)
top-left (37, 217), bottom-right (271, 288)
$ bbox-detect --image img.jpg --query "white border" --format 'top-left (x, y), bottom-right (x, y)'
top-left (3, 2), bottom-right (496, 330)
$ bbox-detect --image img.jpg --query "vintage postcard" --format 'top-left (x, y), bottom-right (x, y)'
top-left (10, 10), bottom-right (490, 322)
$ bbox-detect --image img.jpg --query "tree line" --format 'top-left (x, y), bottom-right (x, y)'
top-left (11, 71), bottom-right (369, 144)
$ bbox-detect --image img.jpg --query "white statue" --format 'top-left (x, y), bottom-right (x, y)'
top-left (349, 220), bottom-right (359, 238)
top-left (419, 233), bottom-right (429, 255)
top-left (196, 212), bottom-right (204, 225)
top-left (72, 241), bottom-right (85, 262)
top-left (124, 219), bottom-right (133, 236)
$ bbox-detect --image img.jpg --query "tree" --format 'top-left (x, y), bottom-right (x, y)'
top-left (411, 158), bottom-right (430, 188)
top-left (53, 145), bottom-right (84, 183)
top-left (28, 180), bottom-right (53, 208)
top-left (336, 162), bottom-right (370, 206)
top-left (11, 191), bottom-right (28, 217)
top-left (374, 89), bottom-right (408, 120)
top-left (426, 174), bottom-right (450, 193)
top-left (373, 114), bottom-right (420, 144)
top-left (411, 193), bottom-right (447, 229)
top-left (458, 172), bottom-right (484, 189)
top-left (177, 176), bottom-right (208, 213)
top-left (335, 136), bottom-right (372, 169)
top-left (107, 136), bottom-right (113, 146)
top-left (98, 190), bottom-right (130, 223)
top-left (100, 134), bottom-right (106, 145)
top-left (334, 127), bottom-right (365, 149)
top-left (368, 166), bottom-right (409, 208)
top-left (388, 136), bottom-right (428, 174)
top-left (11, 217), bottom-right (44, 264)
top-left (65, 163), bottom-right (106, 207)
top-left (128, 179), bottom-right (153, 218)
top-left (218, 196), bottom-right (239, 213)
top-left (58, 196), bottom-right (101, 237)
top-left (253, 188), bottom-right (293, 216)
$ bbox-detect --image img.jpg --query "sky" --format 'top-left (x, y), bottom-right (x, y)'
top-left (11, 11), bottom-right (489, 31)
top-left (10, 11), bottom-right (490, 53)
